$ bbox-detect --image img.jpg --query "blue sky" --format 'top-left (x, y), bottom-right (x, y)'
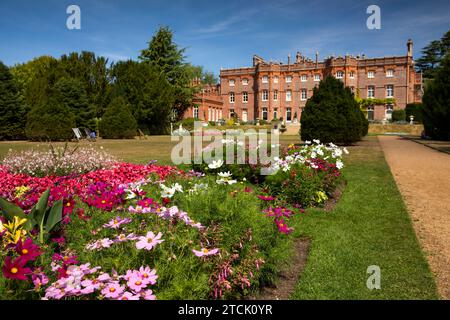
top-left (1, 0), bottom-right (449, 75)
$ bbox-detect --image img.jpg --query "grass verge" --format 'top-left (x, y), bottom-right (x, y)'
top-left (291, 137), bottom-right (438, 299)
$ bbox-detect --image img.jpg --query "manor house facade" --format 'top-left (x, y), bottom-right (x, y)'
top-left (219, 39), bottom-right (423, 122)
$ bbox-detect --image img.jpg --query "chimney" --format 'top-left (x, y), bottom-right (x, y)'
top-left (296, 52), bottom-right (301, 63)
top-left (407, 39), bottom-right (413, 57)
top-left (287, 53), bottom-right (291, 65)
top-left (315, 51), bottom-right (319, 67)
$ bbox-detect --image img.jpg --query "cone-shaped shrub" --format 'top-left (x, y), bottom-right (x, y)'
top-left (300, 76), bottom-right (367, 144)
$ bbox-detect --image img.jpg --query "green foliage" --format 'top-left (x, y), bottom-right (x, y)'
top-left (53, 77), bottom-right (94, 129)
top-left (422, 54), bottom-right (450, 140)
top-left (110, 60), bottom-right (175, 134)
top-left (405, 103), bottom-right (423, 123)
top-left (300, 76), bottom-right (367, 144)
top-left (139, 26), bottom-right (199, 120)
top-left (391, 109), bottom-right (406, 122)
top-left (416, 30), bottom-right (450, 79)
top-left (0, 61), bottom-right (27, 140)
top-left (25, 98), bottom-right (75, 141)
top-left (99, 97), bottom-right (137, 139)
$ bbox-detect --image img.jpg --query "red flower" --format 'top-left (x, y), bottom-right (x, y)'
top-left (162, 198), bottom-right (171, 205)
top-left (2, 256), bottom-right (32, 280)
top-left (15, 238), bottom-right (42, 262)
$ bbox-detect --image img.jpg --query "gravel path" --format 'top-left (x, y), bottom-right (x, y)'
top-left (379, 136), bottom-right (450, 299)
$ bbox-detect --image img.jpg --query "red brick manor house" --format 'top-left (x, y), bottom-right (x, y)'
top-left (186, 39), bottom-right (423, 123)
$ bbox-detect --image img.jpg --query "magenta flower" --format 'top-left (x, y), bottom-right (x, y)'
top-left (192, 248), bottom-right (220, 257)
top-left (136, 232), bottom-right (164, 251)
top-left (257, 195), bottom-right (276, 201)
top-left (2, 256), bottom-right (32, 281)
top-left (101, 282), bottom-right (125, 299)
top-left (15, 238), bottom-right (43, 262)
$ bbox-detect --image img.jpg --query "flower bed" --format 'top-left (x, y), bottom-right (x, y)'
top-left (0, 140), bottom-right (346, 300)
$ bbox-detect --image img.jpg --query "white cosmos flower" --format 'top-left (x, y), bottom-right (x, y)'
top-left (208, 159), bottom-right (224, 169)
top-left (336, 160), bottom-right (344, 170)
top-left (217, 171), bottom-right (232, 178)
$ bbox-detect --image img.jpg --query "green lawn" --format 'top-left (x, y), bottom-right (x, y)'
top-left (0, 135), bottom-right (301, 164)
top-left (0, 135), bottom-right (438, 299)
top-left (291, 137), bottom-right (438, 299)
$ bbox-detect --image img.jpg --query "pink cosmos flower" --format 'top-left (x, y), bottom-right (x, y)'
top-left (142, 289), bottom-right (156, 300)
top-left (138, 266), bottom-right (158, 285)
top-left (257, 195), bottom-right (276, 201)
top-left (101, 282), bottom-right (125, 299)
top-left (127, 276), bottom-right (147, 292)
top-left (115, 233), bottom-right (138, 243)
top-left (135, 232), bottom-right (164, 251)
top-left (103, 216), bottom-right (132, 229)
top-left (192, 248), bottom-right (220, 257)
top-left (118, 291), bottom-right (140, 300)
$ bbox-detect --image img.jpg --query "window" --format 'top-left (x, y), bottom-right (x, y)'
top-left (286, 90), bottom-right (292, 101)
top-left (229, 79), bottom-right (235, 86)
top-left (285, 75), bottom-right (292, 83)
top-left (229, 92), bottom-right (235, 103)
top-left (229, 109), bottom-right (235, 118)
top-left (367, 86), bottom-right (375, 98)
top-left (243, 91), bottom-right (248, 103)
top-left (193, 106), bottom-right (199, 119)
top-left (262, 108), bottom-right (268, 120)
top-left (386, 69), bottom-right (394, 77)
top-left (336, 71), bottom-right (344, 79)
top-left (367, 106), bottom-right (374, 121)
top-left (349, 71), bottom-right (355, 79)
top-left (368, 71), bottom-right (375, 78)
top-left (386, 104), bottom-right (393, 120)
top-left (386, 85), bottom-right (394, 98)
top-left (273, 108), bottom-right (278, 119)
top-left (286, 108), bottom-right (292, 122)
top-left (208, 107), bottom-right (212, 121)
top-left (242, 110), bottom-right (248, 122)
top-left (350, 86), bottom-right (355, 94)
top-left (301, 89), bottom-right (307, 100)
top-left (273, 76), bottom-right (279, 83)
top-left (314, 74), bottom-right (320, 81)
top-left (262, 76), bottom-right (268, 83)
top-left (262, 90), bottom-right (269, 101)
top-left (242, 78), bottom-right (248, 85)
top-left (273, 90), bottom-right (278, 101)
top-left (301, 74), bottom-right (307, 82)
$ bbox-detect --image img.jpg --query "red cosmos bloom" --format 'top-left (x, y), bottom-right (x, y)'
top-left (137, 198), bottom-right (155, 208)
top-left (244, 187), bottom-right (253, 193)
top-left (2, 256), bottom-right (32, 280)
top-left (257, 195), bottom-right (276, 201)
top-left (15, 238), bottom-right (43, 262)
top-left (162, 198), bottom-right (171, 206)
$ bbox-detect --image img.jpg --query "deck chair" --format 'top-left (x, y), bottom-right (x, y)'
top-left (72, 128), bottom-right (84, 141)
top-left (83, 128), bottom-right (97, 142)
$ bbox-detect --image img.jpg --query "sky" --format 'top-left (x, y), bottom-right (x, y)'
top-left (1, 0), bottom-right (449, 75)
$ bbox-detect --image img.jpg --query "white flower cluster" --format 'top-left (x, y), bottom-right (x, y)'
top-left (216, 171), bottom-right (237, 185)
top-left (160, 182), bottom-right (183, 198)
top-left (2, 147), bottom-right (117, 177)
top-left (270, 140), bottom-right (348, 173)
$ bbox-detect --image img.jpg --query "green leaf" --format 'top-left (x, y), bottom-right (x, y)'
top-left (0, 197), bottom-right (26, 220)
top-left (33, 188), bottom-right (50, 226)
top-left (45, 199), bottom-right (63, 234)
